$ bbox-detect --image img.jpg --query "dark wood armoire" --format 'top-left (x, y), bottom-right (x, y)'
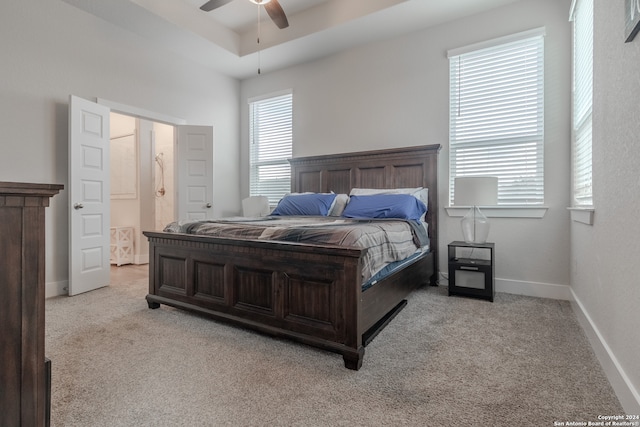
top-left (0, 182), bottom-right (63, 427)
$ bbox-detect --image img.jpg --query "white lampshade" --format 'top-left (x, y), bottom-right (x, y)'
top-left (454, 177), bottom-right (498, 206)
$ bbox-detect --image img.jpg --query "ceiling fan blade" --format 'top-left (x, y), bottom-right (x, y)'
top-left (200, 0), bottom-right (234, 12)
top-left (264, 0), bottom-right (289, 29)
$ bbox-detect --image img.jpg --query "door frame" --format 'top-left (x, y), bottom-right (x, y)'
top-left (97, 98), bottom-right (187, 127)
top-left (100, 98), bottom-right (188, 263)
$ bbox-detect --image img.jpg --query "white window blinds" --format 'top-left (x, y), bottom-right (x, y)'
top-left (448, 29), bottom-right (545, 205)
top-left (572, 0), bottom-right (593, 206)
top-left (249, 92), bottom-right (293, 206)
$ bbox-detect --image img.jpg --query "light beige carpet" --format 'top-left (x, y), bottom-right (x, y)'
top-left (45, 273), bottom-right (623, 426)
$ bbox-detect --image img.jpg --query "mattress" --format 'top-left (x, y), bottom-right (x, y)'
top-left (164, 216), bottom-right (429, 284)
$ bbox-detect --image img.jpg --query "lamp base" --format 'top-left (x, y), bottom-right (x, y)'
top-left (461, 206), bottom-right (490, 244)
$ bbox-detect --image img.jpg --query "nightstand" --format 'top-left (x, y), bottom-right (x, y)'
top-left (448, 241), bottom-right (495, 302)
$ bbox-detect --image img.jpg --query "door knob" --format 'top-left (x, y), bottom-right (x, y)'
top-left (206, 203), bottom-right (212, 208)
top-left (73, 203), bottom-right (84, 210)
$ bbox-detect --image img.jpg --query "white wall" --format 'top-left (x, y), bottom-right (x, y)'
top-left (240, 0), bottom-right (572, 296)
top-left (0, 1), bottom-right (240, 293)
top-left (570, 0), bottom-right (640, 413)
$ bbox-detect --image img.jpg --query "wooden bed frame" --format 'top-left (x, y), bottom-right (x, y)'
top-left (144, 144), bottom-right (440, 369)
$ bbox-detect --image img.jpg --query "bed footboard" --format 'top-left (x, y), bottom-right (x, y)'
top-left (144, 231), bottom-right (368, 369)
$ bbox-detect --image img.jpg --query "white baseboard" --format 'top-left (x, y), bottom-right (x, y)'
top-left (495, 278), bottom-right (572, 300)
top-left (439, 274), bottom-right (639, 412)
top-left (439, 274), bottom-right (572, 300)
top-left (46, 280), bottom-right (68, 298)
top-left (570, 290), bottom-right (640, 415)
top-left (47, 260), bottom-right (149, 298)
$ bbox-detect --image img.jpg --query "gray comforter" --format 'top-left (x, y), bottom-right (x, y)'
top-left (164, 216), bottom-right (429, 283)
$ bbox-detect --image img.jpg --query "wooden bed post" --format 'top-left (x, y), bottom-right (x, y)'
top-left (342, 251), bottom-right (364, 370)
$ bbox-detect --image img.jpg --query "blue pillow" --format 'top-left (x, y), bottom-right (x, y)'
top-left (271, 193), bottom-right (337, 216)
top-left (341, 194), bottom-right (426, 220)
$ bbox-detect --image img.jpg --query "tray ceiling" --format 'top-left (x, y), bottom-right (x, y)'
top-left (61, 0), bottom-right (522, 79)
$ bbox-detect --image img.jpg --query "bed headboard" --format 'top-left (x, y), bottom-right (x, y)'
top-left (289, 144), bottom-right (441, 267)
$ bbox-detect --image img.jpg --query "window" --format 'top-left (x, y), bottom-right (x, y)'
top-left (448, 29), bottom-right (545, 206)
top-left (571, 0), bottom-right (593, 206)
top-left (249, 91), bottom-right (293, 206)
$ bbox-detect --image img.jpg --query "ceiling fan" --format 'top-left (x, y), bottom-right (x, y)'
top-left (200, 0), bottom-right (289, 29)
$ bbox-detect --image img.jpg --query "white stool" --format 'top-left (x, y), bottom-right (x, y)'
top-left (110, 226), bottom-right (134, 266)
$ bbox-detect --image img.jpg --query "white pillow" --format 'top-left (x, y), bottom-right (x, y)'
top-left (328, 194), bottom-right (349, 216)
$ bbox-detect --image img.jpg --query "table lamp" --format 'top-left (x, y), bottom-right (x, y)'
top-left (454, 177), bottom-right (498, 244)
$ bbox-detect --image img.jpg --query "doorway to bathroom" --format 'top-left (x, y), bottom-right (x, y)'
top-left (68, 96), bottom-right (214, 295)
top-left (109, 112), bottom-right (176, 267)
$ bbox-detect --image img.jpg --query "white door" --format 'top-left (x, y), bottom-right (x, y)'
top-left (176, 125), bottom-right (214, 220)
top-left (68, 95), bottom-right (111, 296)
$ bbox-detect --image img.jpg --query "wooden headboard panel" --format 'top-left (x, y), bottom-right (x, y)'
top-left (289, 144), bottom-right (441, 269)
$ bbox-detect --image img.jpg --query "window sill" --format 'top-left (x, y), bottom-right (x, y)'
top-left (567, 207), bottom-right (594, 225)
top-left (445, 206), bottom-right (548, 219)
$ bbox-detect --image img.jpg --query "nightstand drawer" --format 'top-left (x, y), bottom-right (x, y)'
top-left (454, 268), bottom-right (487, 289)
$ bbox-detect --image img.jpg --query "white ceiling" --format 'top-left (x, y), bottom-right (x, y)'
top-left (61, 0), bottom-right (523, 79)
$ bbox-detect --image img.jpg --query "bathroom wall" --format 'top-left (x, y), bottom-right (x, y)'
top-left (110, 113), bottom-right (141, 264)
top-left (154, 122), bottom-right (175, 231)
